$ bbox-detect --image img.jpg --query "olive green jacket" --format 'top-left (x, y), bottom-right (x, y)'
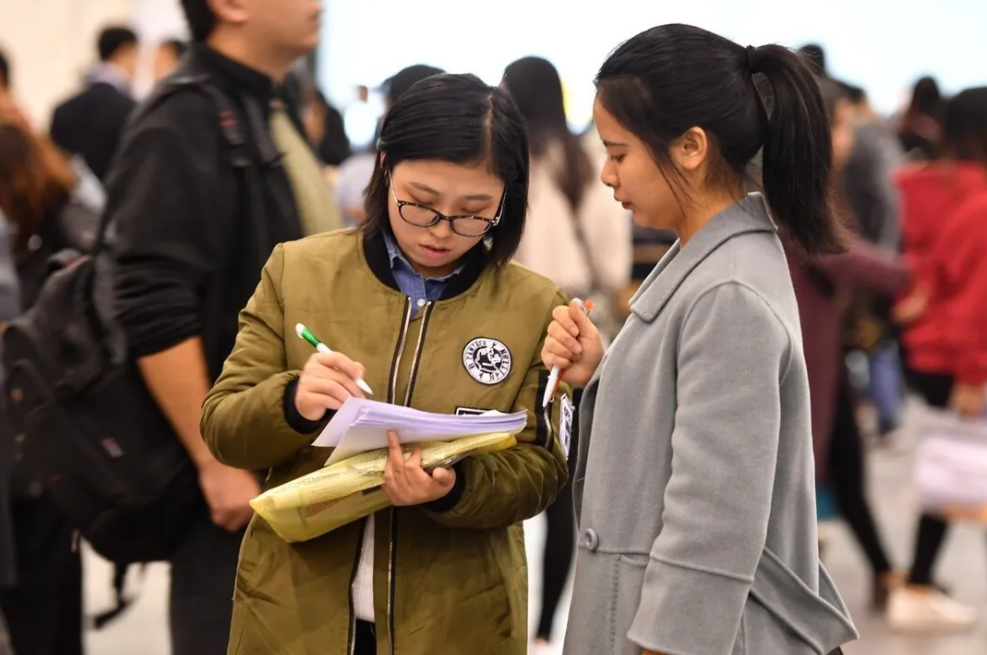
top-left (201, 229), bottom-right (571, 655)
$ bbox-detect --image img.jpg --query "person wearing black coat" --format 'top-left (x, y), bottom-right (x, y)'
top-left (50, 26), bottom-right (139, 181)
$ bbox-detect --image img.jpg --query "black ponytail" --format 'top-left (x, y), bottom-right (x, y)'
top-left (596, 24), bottom-right (846, 256)
top-left (751, 45), bottom-right (847, 255)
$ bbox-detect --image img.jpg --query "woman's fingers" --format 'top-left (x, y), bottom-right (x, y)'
top-left (544, 335), bottom-right (581, 362)
top-left (387, 431), bottom-right (405, 471)
top-left (306, 353), bottom-right (367, 397)
top-left (300, 378), bottom-right (355, 408)
top-left (547, 320), bottom-right (583, 355)
top-left (314, 351), bottom-right (365, 380)
top-left (552, 305), bottom-right (580, 337)
top-left (305, 364), bottom-right (365, 399)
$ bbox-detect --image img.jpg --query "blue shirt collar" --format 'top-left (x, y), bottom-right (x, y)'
top-left (382, 229), bottom-right (464, 282)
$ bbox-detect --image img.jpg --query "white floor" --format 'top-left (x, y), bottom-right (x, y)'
top-left (84, 418), bottom-right (987, 654)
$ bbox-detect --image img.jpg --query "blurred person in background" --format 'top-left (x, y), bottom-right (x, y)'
top-left (888, 86), bottom-right (987, 633)
top-left (898, 76), bottom-right (943, 161)
top-left (503, 56), bottom-right (631, 336)
top-left (50, 26), bottom-right (139, 182)
top-left (783, 78), bottom-right (907, 614)
top-left (798, 43), bottom-right (828, 75)
top-left (0, 192), bottom-right (19, 655)
top-left (841, 83), bottom-right (903, 251)
top-left (282, 67), bottom-right (345, 224)
top-left (0, 48), bottom-right (31, 133)
top-left (303, 88), bottom-right (351, 167)
top-left (501, 56), bottom-right (631, 655)
top-left (0, 122), bottom-right (102, 655)
top-left (0, 81), bottom-right (18, 653)
top-left (335, 64), bottom-right (444, 226)
top-left (344, 83), bottom-right (379, 149)
top-left (102, 0), bottom-right (325, 650)
top-left (154, 38), bottom-right (189, 83)
top-left (839, 82), bottom-right (907, 443)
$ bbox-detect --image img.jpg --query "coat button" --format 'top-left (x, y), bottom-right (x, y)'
top-left (582, 528), bottom-right (600, 552)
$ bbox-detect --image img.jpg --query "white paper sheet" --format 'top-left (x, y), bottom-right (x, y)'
top-left (314, 398), bottom-right (528, 466)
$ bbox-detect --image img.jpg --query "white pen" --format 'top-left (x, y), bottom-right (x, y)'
top-left (295, 323), bottom-right (374, 396)
top-left (542, 299), bottom-right (593, 408)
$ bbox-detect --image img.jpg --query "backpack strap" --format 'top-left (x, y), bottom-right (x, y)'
top-left (93, 74), bottom-right (254, 255)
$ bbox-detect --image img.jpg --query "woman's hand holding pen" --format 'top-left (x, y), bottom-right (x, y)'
top-left (541, 299), bottom-right (605, 388)
top-left (295, 352), bottom-right (367, 420)
top-left (383, 431), bottom-right (456, 506)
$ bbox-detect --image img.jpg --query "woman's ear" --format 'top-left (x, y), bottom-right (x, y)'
top-left (671, 127), bottom-right (709, 173)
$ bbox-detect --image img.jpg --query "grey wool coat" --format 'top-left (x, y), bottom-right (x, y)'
top-left (564, 195), bottom-right (857, 655)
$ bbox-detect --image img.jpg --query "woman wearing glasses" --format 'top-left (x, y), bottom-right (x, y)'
top-left (200, 73), bottom-right (570, 655)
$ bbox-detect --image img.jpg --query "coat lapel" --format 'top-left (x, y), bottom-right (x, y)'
top-left (630, 194), bottom-right (777, 323)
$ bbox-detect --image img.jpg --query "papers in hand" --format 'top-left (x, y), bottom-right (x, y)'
top-left (315, 398), bottom-right (528, 466)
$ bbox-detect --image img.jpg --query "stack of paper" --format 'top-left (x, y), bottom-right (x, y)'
top-left (314, 398), bottom-right (528, 465)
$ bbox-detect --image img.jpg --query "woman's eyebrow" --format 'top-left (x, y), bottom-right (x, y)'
top-left (408, 181), bottom-right (492, 202)
top-left (408, 181), bottom-right (439, 195)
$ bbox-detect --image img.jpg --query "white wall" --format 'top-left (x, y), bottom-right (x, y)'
top-left (317, 0), bottom-right (987, 128)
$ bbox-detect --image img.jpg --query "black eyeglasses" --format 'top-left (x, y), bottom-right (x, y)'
top-left (391, 187), bottom-right (505, 237)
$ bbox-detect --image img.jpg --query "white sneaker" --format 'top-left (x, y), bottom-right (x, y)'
top-left (887, 587), bottom-right (977, 632)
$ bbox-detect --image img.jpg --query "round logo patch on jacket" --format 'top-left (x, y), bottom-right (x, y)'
top-left (462, 338), bottom-right (512, 385)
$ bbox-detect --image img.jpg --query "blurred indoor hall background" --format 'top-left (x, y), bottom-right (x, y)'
top-left (3, 1), bottom-right (987, 655)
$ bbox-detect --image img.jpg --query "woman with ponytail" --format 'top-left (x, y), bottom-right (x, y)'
top-left (540, 24), bottom-right (857, 655)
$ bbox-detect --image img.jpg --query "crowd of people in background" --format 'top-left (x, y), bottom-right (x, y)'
top-left (0, 4), bottom-right (986, 655)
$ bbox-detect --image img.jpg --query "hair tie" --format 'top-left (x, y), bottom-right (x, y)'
top-left (746, 45), bottom-right (758, 73)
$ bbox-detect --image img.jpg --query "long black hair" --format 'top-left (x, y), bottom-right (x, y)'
top-left (502, 57), bottom-right (592, 212)
top-left (906, 76), bottom-right (943, 121)
top-left (596, 24), bottom-right (846, 255)
top-left (940, 87), bottom-right (987, 168)
top-left (362, 73), bottom-right (529, 267)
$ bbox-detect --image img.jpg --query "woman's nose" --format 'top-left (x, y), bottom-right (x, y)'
top-left (429, 218), bottom-right (454, 238)
top-left (600, 162), bottom-right (618, 189)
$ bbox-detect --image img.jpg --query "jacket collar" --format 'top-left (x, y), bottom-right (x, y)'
top-left (189, 43), bottom-right (277, 111)
top-left (630, 193), bottom-right (776, 323)
top-left (362, 227), bottom-right (488, 300)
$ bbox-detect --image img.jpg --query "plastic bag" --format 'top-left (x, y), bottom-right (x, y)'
top-left (251, 432), bottom-right (517, 542)
top-left (914, 405), bottom-right (987, 515)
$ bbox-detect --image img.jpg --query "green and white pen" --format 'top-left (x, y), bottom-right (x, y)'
top-left (295, 323), bottom-right (374, 396)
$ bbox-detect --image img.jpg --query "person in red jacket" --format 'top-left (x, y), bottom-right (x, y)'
top-left (889, 86), bottom-right (987, 633)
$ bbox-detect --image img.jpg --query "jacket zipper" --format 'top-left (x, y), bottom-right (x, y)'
top-left (541, 400), bottom-right (555, 450)
top-left (389, 300), bottom-right (434, 655)
top-left (385, 297), bottom-right (414, 655)
top-left (388, 298), bottom-right (414, 403)
top-left (403, 302), bottom-right (434, 407)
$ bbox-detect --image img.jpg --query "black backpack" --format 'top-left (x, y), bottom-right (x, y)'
top-left (1, 75), bottom-right (262, 567)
